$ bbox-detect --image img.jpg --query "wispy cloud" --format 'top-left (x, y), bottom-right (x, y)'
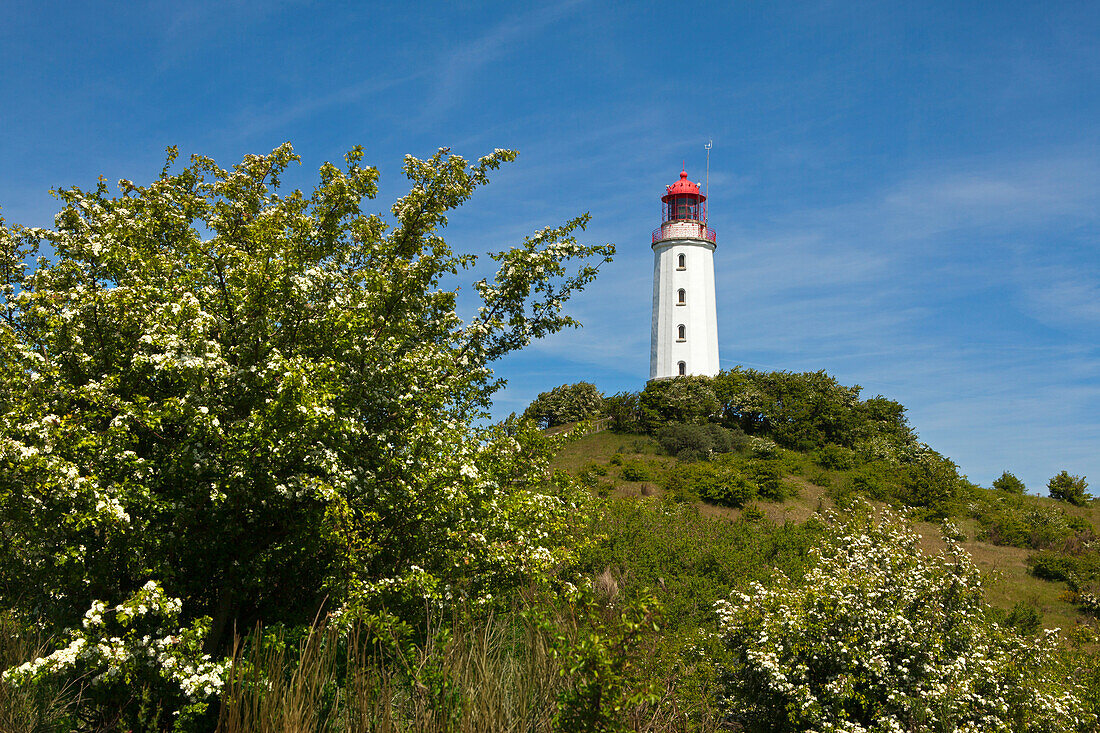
top-left (230, 73), bottom-right (423, 140)
top-left (419, 0), bottom-right (587, 122)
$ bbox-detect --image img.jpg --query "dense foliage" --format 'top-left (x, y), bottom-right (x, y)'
top-left (0, 144), bottom-right (612, 725)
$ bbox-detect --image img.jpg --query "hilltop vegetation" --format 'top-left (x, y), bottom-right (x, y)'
top-left (545, 374), bottom-right (1100, 630)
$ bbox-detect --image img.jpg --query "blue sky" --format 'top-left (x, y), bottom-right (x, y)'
top-left (2, 1), bottom-right (1098, 493)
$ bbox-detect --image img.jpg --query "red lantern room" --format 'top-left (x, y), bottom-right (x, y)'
top-left (662, 169), bottom-right (706, 223)
top-left (652, 168), bottom-right (716, 245)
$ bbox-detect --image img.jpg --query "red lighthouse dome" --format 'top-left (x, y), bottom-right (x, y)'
top-left (652, 168), bottom-right (716, 245)
top-left (662, 169), bottom-right (706, 223)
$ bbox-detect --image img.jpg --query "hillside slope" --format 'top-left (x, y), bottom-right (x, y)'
top-left (552, 428), bottom-right (1099, 633)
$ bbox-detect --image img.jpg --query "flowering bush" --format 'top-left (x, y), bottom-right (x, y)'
top-left (3, 582), bottom-right (224, 727)
top-left (0, 144), bottom-right (610, 657)
top-left (716, 507), bottom-right (1091, 732)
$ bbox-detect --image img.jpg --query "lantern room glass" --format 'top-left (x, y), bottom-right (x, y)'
top-left (662, 195), bottom-right (706, 224)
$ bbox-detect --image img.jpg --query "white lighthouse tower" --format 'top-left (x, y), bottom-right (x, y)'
top-left (650, 168), bottom-right (720, 379)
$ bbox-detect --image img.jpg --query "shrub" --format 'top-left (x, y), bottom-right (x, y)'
top-left (973, 498), bottom-right (1032, 548)
top-left (604, 391), bottom-right (643, 434)
top-left (1048, 471), bottom-right (1091, 507)
top-left (704, 423), bottom-right (739, 454)
top-left (675, 448), bottom-right (706, 463)
top-left (897, 454), bottom-right (967, 518)
top-left (1067, 515), bottom-right (1093, 534)
top-left (749, 460), bottom-right (787, 501)
top-left (716, 508), bottom-right (1090, 732)
top-left (663, 470), bottom-right (699, 504)
top-left (741, 504), bottom-right (767, 523)
top-left (807, 468), bottom-right (832, 488)
top-left (993, 470), bottom-right (1026, 494)
top-left (3, 582), bottom-right (223, 730)
top-left (639, 376), bottom-right (721, 431)
top-left (748, 437), bottom-right (780, 459)
top-left (726, 427), bottom-right (751, 454)
top-left (578, 462), bottom-right (607, 489)
top-left (705, 474), bottom-right (759, 508)
top-left (0, 145), bottom-right (610, 671)
top-left (656, 422), bottom-right (715, 458)
top-left (814, 443), bottom-right (855, 470)
top-left (1005, 601), bottom-right (1043, 637)
top-left (620, 460), bottom-right (652, 482)
top-left (940, 520), bottom-right (967, 542)
top-left (550, 592), bottom-right (663, 731)
top-left (1028, 551), bottom-right (1079, 582)
top-left (1025, 506), bottom-right (1074, 549)
top-left (665, 462), bottom-right (757, 508)
top-left (847, 463), bottom-right (891, 501)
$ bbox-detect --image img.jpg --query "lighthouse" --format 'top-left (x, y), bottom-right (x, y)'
top-left (649, 168), bottom-right (720, 380)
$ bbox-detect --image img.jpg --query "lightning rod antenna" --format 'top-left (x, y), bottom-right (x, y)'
top-left (704, 139), bottom-right (712, 202)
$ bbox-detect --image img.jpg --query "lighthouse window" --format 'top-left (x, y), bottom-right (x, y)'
top-left (677, 288), bottom-right (686, 305)
top-left (678, 361), bottom-right (687, 376)
top-left (677, 324), bottom-right (686, 341)
top-left (677, 253), bottom-right (686, 270)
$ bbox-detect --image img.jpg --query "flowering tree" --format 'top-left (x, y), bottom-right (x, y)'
top-left (0, 143), bottom-right (612, 663)
top-left (522, 381), bottom-right (605, 429)
top-left (716, 508), bottom-right (1090, 732)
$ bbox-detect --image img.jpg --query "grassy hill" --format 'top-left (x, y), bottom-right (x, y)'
top-left (551, 427), bottom-right (1100, 635)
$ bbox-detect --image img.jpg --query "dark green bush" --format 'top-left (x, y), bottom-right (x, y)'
top-left (1067, 515), bottom-right (1093, 534)
top-left (750, 460), bottom-right (787, 502)
top-left (814, 443), bottom-right (855, 470)
top-left (741, 504), bottom-right (766, 523)
top-left (897, 456), bottom-right (967, 518)
top-left (704, 423), bottom-right (739, 454)
top-left (663, 470), bottom-right (699, 503)
top-left (603, 391), bottom-right (643, 433)
top-left (705, 474), bottom-right (759, 508)
top-left (807, 468), bottom-right (832, 488)
top-left (676, 448), bottom-right (706, 463)
top-left (578, 462), bottom-right (608, 489)
top-left (1048, 471), bottom-right (1091, 507)
top-left (978, 509), bottom-right (1031, 548)
top-left (848, 464), bottom-right (892, 501)
top-left (993, 471), bottom-right (1026, 494)
top-left (656, 422), bottom-right (714, 458)
top-left (1003, 601), bottom-right (1042, 636)
top-left (620, 460), bottom-right (652, 482)
top-left (665, 461), bottom-right (757, 508)
top-left (1028, 551), bottom-right (1079, 582)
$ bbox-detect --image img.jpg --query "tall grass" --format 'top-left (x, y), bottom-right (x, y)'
top-left (217, 610), bottom-right (560, 733)
top-left (0, 613), bottom-right (74, 733)
top-left (216, 600), bottom-right (720, 733)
